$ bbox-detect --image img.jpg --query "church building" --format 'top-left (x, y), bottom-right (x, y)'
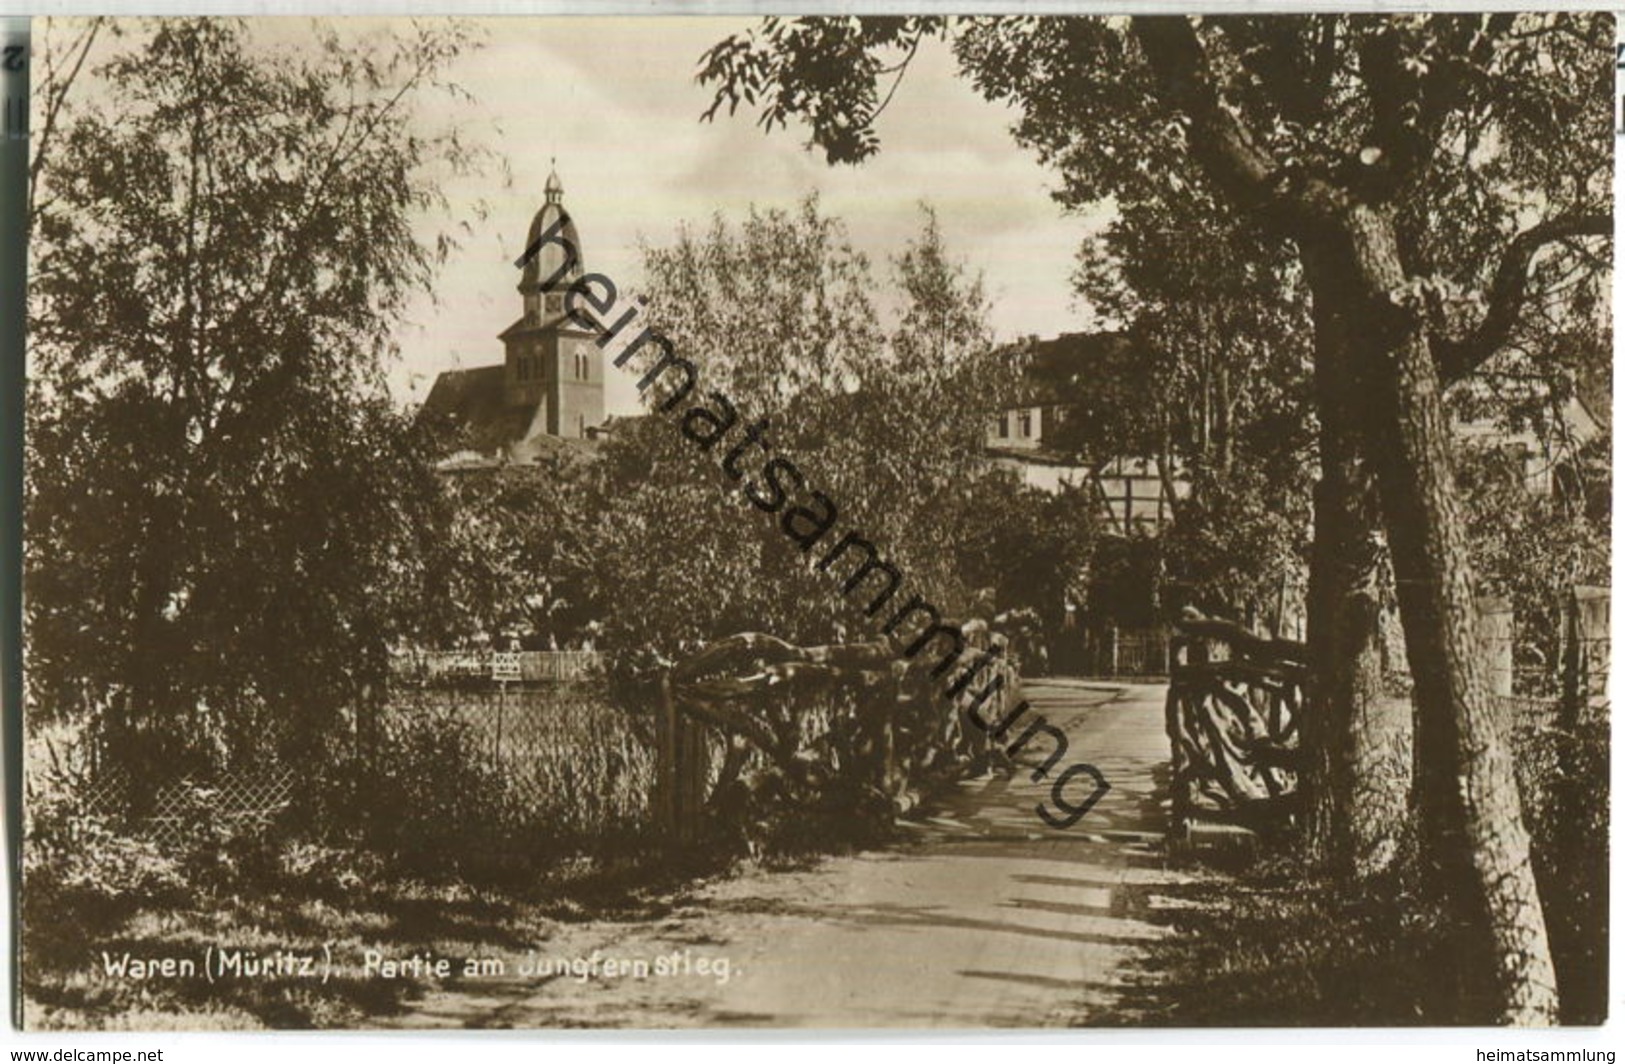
top-left (420, 168), bottom-right (606, 469)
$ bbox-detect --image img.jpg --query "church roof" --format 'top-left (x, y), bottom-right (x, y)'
top-left (420, 364), bottom-right (602, 468)
top-left (520, 200), bottom-right (583, 296)
top-left (419, 365), bottom-right (533, 457)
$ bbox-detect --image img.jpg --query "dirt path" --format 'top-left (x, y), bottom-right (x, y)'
top-left (386, 680), bottom-right (1193, 1029)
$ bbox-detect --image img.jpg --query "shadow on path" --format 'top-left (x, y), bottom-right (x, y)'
top-left (381, 680), bottom-right (1213, 1029)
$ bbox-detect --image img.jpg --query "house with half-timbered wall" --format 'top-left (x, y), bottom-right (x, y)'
top-left (985, 332), bottom-right (1190, 537)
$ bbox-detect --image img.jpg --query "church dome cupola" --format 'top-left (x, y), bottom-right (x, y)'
top-left (519, 162), bottom-right (583, 309)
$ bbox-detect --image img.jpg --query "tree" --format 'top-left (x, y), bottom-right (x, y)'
top-left (589, 198), bottom-right (1023, 654)
top-left (412, 455), bottom-right (603, 650)
top-left (699, 13), bottom-right (1611, 1023)
top-left (26, 18), bottom-right (482, 785)
top-left (1070, 199), bottom-right (1318, 636)
top-left (1079, 191), bottom-right (1405, 881)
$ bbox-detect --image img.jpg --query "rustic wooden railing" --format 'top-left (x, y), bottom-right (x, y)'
top-left (1165, 615), bottom-right (1307, 839)
top-left (656, 620), bottom-right (1026, 843)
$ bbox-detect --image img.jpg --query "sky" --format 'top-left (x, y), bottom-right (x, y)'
top-left (39, 16), bottom-right (1112, 416)
top-left (389, 17), bottom-right (1113, 415)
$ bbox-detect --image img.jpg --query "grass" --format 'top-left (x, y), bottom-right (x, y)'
top-left (22, 845), bottom-right (731, 1031)
top-left (21, 678), bottom-right (987, 1030)
top-left (1100, 846), bottom-right (1482, 1027)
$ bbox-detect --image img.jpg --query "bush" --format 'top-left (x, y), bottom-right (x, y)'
top-left (22, 784), bottom-right (189, 966)
top-left (346, 709), bottom-right (523, 878)
top-left (1515, 710), bottom-right (1609, 1024)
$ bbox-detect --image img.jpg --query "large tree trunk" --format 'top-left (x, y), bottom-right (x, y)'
top-left (1300, 253), bottom-right (1411, 879)
top-left (1329, 203), bottom-right (1559, 1025)
top-left (1303, 468), bottom-right (1407, 876)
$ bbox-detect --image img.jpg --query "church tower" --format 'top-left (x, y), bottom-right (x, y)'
top-left (498, 167), bottom-right (604, 439)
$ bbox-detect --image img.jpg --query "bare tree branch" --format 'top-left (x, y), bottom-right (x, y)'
top-left (1434, 212), bottom-right (1612, 383)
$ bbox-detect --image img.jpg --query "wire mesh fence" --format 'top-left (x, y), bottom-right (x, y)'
top-left (74, 767), bottom-right (298, 848)
top-left (376, 681), bottom-right (658, 843)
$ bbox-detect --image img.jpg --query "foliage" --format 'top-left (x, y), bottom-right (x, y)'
top-left (698, 16), bottom-right (1611, 624)
top-left (1457, 433), bottom-right (1610, 687)
top-left (949, 473), bottom-right (1099, 631)
top-left (1514, 710), bottom-right (1609, 1025)
top-left (709, 14), bottom-right (1609, 256)
top-left (1076, 208), bottom-right (1316, 628)
top-left (590, 198), bottom-right (1025, 653)
top-left (23, 783), bottom-right (189, 952)
top-left (344, 708), bottom-right (525, 878)
top-left (699, 17), bottom-right (941, 166)
top-left (1161, 460), bottom-right (1312, 627)
top-left (25, 18), bottom-right (483, 783)
top-left (698, 11), bottom-right (1612, 1022)
top-left (414, 456), bottom-right (604, 649)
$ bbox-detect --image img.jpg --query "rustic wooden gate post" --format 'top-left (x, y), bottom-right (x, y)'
top-left (1164, 633), bottom-right (1191, 844)
top-left (1476, 596), bottom-right (1514, 699)
top-left (656, 670), bottom-right (707, 845)
top-left (678, 702), bottom-right (707, 844)
top-left (1561, 585), bottom-right (1610, 729)
top-left (656, 671), bottom-right (679, 840)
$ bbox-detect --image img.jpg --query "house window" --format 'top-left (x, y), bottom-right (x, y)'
top-left (998, 413), bottom-right (1010, 438)
top-left (1018, 410), bottom-right (1033, 438)
top-left (576, 351), bottom-right (589, 380)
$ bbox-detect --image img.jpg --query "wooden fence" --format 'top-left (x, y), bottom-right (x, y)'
top-left (1164, 615), bottom-right (1306, 838)
top-left (389, 649), bottom-right (605, 685)
top-left (653, 622), bottom-right (1025, 843)
top-left (1167, 588), bottom-right (1611, 841)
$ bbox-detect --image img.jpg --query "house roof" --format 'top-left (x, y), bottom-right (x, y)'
top-left (1008, 331), bottom-right (1139, 408)
top-left (1574, 355), bottom-right (1611, 435)
top-left (511, 431), bottom-right (599, 464)
top-left (985, 443), bottom-right (1089, 468)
